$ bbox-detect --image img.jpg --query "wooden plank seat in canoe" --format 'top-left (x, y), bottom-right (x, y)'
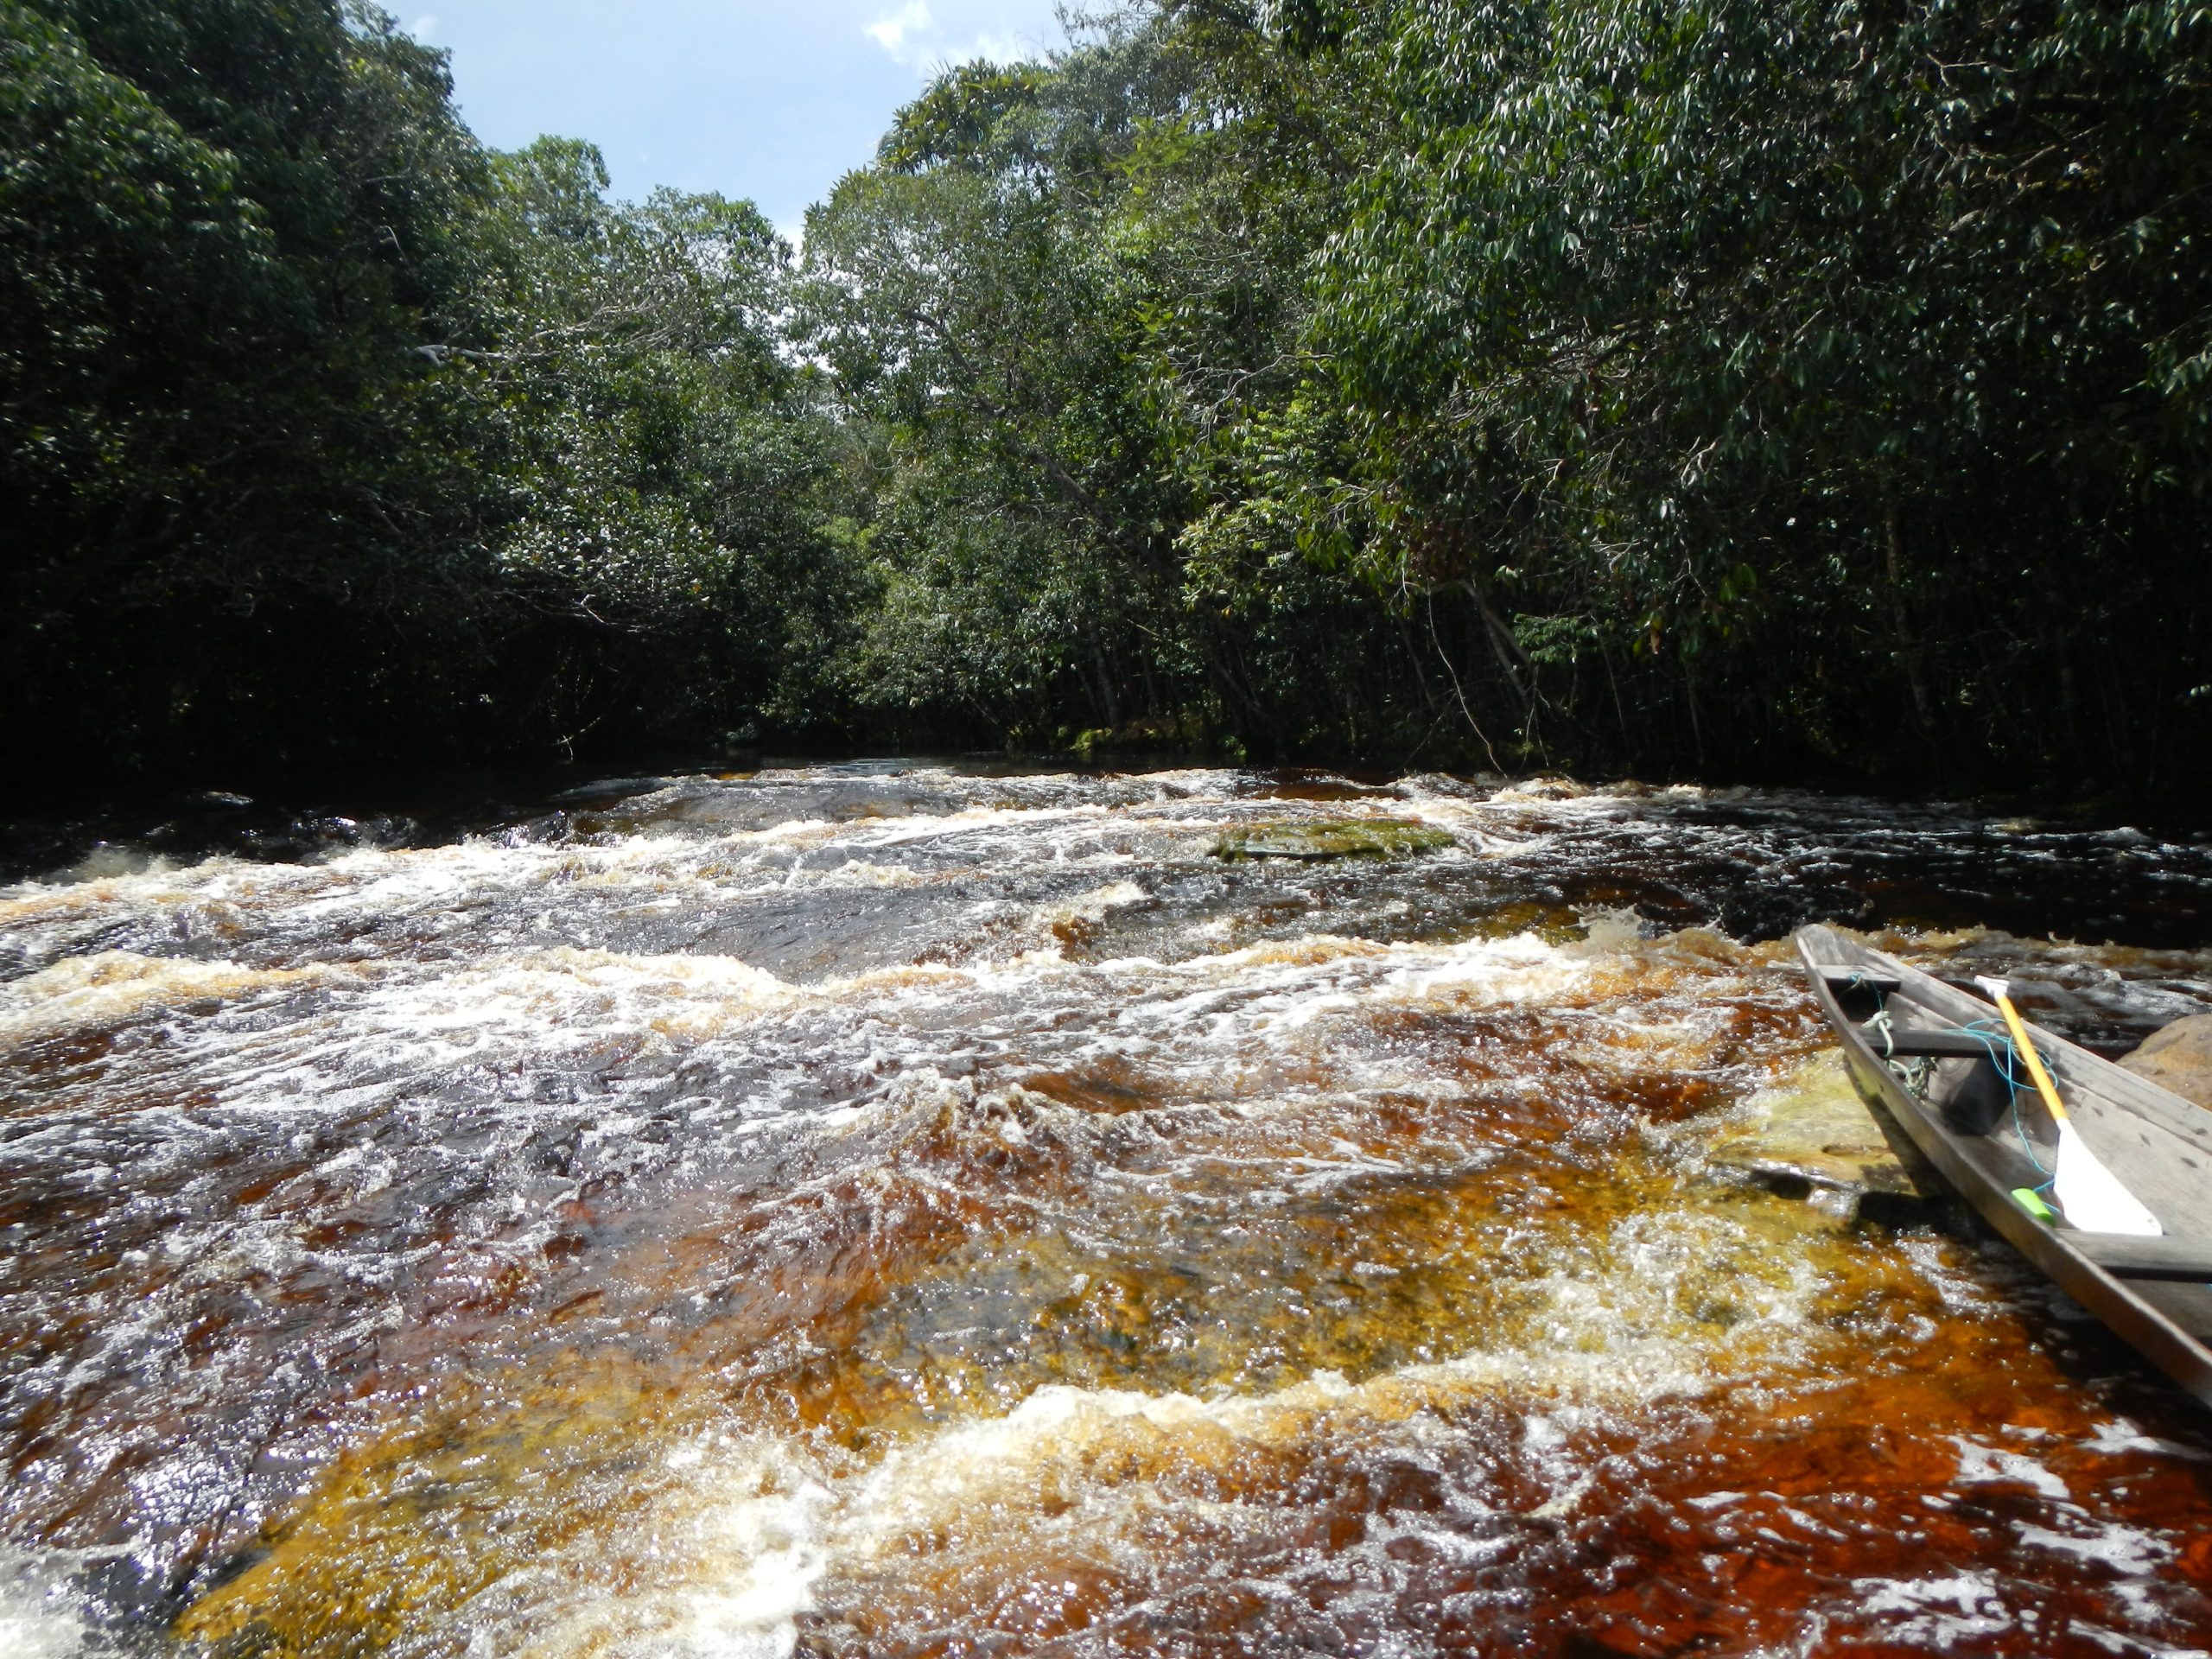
top-left (1852, 1027), bottom-right (2007, 1059)
top-left (2071, 1234), bottom-right (2212, 1282)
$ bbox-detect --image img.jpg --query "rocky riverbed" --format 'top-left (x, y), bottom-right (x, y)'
top-left (3, 765), bottom-right (2211, 1657)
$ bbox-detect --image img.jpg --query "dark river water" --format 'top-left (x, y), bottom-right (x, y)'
top-left (3, 764), bottom-right (2210, 1658)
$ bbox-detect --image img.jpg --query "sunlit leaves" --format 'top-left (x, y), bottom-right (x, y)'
top-left (1, 0), bottom-right (848, 769)
top-left (1283, 0), bottom-right (2211, 778)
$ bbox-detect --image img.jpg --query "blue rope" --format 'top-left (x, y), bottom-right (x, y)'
top-left (1946, 1016), bottom-right (2055, 1188)
top-left (1848, 971), bottom-right (2053, 1191)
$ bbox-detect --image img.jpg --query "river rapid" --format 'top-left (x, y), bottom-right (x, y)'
top-left (3, 764), bottom-right (2211, 1658)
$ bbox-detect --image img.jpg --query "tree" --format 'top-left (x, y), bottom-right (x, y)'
top-left (1297, 0), bottom-right (2212, 785)
top-left (1, 1), bottom-right (849, 773)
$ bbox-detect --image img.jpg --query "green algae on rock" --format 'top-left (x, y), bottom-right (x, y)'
top-left (1708, 1053), bottom-right (1918, 1208)
top-left (1211, 819), bottom-right (1457, 862)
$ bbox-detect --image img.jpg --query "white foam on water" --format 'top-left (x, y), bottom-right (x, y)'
top-left (0, 1550), bottom-right (92, 1659)
top-left (1850, 1573), bottom-right (2013, 1643)
top-left (1084, 927), bottom-right (1606, 1027)
top-left (99, 947), bottom-right (809, 1121)
top-left (0, 950), bottom-right (360, 1047)
top-left (2015, 1518), bottom-right (2175, 1574)
top-left (1, 853), bottom-right (310, 912)
top-left (1954, 1436), bottom-right (2073, 1501)
top-left (511, 1434), bottom-right (842, 1659)
top-left (778, 859), bottom-right (931, 891)
top-left (0, 858), bottom-right (333, 976)
top-left (2087, 1418), bottom-right (2212, 1462)
top-left (289, 838), bottom-right (594, 918)
top-left (1027, 880), bottom-right (1149, 937)
top-left (524, 1190), bottom-right (1832, 1656)
top-left (11, 766), bottom-right (2212, 1656)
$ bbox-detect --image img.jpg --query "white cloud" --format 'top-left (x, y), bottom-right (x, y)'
top-left (865, 2), bottom-right (933, 60)
top-left (957, 30), bottom-right (1026, 64)
top-left (868, 7), bottom-right (1041, 75)
top-left (409, 13), bottom-right (436, 41)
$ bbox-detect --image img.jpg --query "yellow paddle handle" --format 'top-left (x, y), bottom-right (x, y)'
top-left (1991, 992), bottom-right (2071, 1128)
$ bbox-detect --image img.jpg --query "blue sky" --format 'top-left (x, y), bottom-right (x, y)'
top-left (407, 3), bottom-right (1070, 238)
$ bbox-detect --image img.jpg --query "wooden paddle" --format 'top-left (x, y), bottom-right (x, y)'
top-left (1975, 976), bottom-right (2164, 1237)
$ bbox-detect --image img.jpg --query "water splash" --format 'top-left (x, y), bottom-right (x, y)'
top-left (3, 764), bottom-right (2209, 1656)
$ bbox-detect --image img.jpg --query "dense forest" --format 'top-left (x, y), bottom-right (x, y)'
top-left (4, 0), bottom-right (2209, 802)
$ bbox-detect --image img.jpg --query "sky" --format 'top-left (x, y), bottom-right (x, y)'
top-left (407, 2), bottom-right (1071, 239)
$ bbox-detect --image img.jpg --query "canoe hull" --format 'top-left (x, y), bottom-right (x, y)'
top-left (1796, 925), bottom-right (2212, 1409)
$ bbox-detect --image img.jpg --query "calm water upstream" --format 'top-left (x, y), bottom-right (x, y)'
top-left (3, 764), bottom-right (2211, 1658)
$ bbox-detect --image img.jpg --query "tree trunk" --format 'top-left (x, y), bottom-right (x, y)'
top-left (1884, 505), bottom-right (1938, 761)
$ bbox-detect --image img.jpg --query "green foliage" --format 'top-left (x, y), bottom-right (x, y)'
top-left (1, 1), bottom-right (851, 772)
top-left (800, 34), bottom-right (1197, 739)
top-left (877, 60), bottom-right (1055, 173)
top-left (792, 0), bottom-right (2209, 792)
top-left (1293, 0), bottom-right (2212, 783)
top-left (3, 0), bottom-right (2205, 798)
top-left (800, 5), bottom-right (1467, 760)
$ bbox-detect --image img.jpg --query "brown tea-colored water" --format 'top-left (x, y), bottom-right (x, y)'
top-left (3, 766), bottom-right (2210, 1657)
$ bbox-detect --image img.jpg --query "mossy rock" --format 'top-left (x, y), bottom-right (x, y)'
top-left (1211, 818), bottom-right (1457, 862)
top-left (1708, 1053), bottom-right (1915, 1198)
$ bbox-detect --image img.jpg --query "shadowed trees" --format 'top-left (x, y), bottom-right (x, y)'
top-left (4, 0), bottom-right (2206, 799)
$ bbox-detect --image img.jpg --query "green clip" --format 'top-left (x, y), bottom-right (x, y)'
top-left (2012, 1187), bottom-right (2059, 1224)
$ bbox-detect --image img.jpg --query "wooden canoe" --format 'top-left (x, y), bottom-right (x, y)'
top-left (1795, 924), bottom-right (2212, 1408)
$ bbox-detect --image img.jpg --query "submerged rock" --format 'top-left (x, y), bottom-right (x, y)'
top-left (1709, 1053), bottom-right (1917, 1209)
top-left (2119, 1014), bottom-right (2212, 1109)
top-left (1211, 818), bottom-right (1456, 862)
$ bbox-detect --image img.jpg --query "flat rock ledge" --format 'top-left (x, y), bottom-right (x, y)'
top-left (1711, 1053), bottom-right (1922, 1217)
top-left (1211, 818), bottom-right (1457, 862)
top-left (2119, 1014), bottom-right (2212, 1110)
